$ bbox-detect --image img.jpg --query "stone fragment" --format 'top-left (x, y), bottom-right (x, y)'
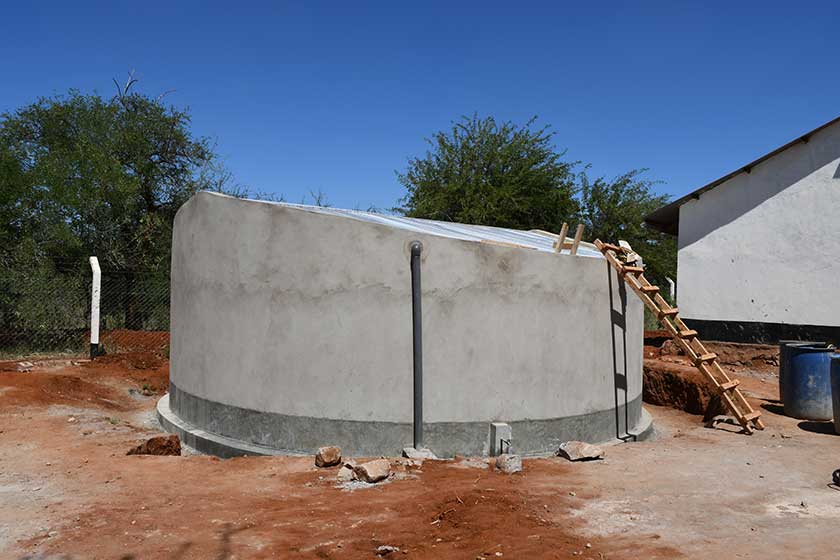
top-left (704, 414), bottom-right (738, 429)
top-left (353, 458), bottom-right (391, 483)
top-left (17, 361), bottom-right (34, 372)
top-left (376, 545), bottom-right (400, 555)
top-left (336, 463), bottom-right (355, 482)
top-left (315, 446), bottom-right (342, 467)
top-left (556, 441), bottom-right (604, 462)
top-left (495, 454), bottom-right (522, 474)
top-left (402, 446), bottom-right (437, 460)
top-left (127, 435), bottom-right (181, 456)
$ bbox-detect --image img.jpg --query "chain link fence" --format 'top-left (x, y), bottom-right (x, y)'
top-left (0, 255), bottom-right (169, 360)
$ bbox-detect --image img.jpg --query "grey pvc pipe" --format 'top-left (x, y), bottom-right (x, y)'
top-left (410, 241), bottom-right (424, 449)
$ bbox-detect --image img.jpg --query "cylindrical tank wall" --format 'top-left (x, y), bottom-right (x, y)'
top-left (166, 192), bottom-right (646, 457)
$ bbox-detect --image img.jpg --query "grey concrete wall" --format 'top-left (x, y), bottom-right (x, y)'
top-left (169, 192), bottom-right (644, 455)
top-left (678, 121), bottom-right (840, 327)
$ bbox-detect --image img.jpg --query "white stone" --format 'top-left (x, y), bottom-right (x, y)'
top-left (556, 441), bottom-right (604, 461)
top-left (353, 458), bottom-right (391, 483)
top-left (495, 454), bottom-right (522, 474)
top-left (402, 447), bottom-right (437, 460)
top-left (336, 464), bottom-right (355, 482)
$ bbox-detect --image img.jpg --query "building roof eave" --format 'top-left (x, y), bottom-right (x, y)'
top-left (643, 114), bottom-right (840, 236)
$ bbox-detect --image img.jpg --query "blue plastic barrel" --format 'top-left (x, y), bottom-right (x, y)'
top-left (783, 345), bottom-right (835, 420)
top-left (831, 354), bottom-right (840, 434)
top-left (779, 340), bottom-right (828, 403)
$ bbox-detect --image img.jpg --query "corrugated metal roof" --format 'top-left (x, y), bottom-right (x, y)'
top-left (269, 200), bottom-right (603, 259)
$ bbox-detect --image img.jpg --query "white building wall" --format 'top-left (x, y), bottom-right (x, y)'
top-left (678, 122), bottom-right (840, 326)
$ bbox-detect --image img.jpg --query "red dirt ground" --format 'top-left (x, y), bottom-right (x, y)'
top-left (0, 353), bottom-right (675, 559)
top-left (3, 340), bottom-right (839, 559)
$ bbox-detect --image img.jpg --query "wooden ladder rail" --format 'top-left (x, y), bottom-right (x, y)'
top-left (594, 239), bottom-right (765, 434)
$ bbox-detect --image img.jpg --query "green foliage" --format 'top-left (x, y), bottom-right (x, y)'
top-left (0, 85), bottom-right (234, 347)
top-left (397, 114), bottom-right (677, 288)
top-left (397, 114), bottom-right (579, 231)
top-left (0, 89), bottom-right (224, 272)
top-left (577, 169), bottom-right (677, 287)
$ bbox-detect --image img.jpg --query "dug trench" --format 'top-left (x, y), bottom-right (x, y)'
top-left (642, 331), bottom-right (780, 419)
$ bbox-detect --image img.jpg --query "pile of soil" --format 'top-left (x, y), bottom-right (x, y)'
top-left (84, 351), bottom-right (169, 394)
top-left (0, 370), bottom-right (130, 410)
top-left (127, 435), bottom-right (181, 456)
top-left (659, 340), bottom-right (779, 369)
top-left (99, 329), bottom-right (170, 354)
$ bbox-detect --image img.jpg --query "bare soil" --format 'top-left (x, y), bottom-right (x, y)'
top-left (2, 342), bottom-right (839, 559)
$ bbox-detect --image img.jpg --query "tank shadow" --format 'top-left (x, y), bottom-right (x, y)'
top-left (760, 402), bottom-right (786, 416)
top-left (797, 420), bottom-right (837, 435)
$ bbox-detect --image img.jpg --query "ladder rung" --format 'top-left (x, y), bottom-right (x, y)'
top-left (640, 285), bottom-right (660, 294)
top-left (741, 411), bottom-right (761, 422)
top-left (622, 266), bottom-right (645, 275)
top-left (719, 380), bottom-right (740, 391)
top-left (601, 243), bottom-right (623, 253)
top-left (695, 352), bottom-right (717, 364)
top-left (659, 307), bottom-right (679, 318)
top-left (678, 329), bottom-right (698, 338)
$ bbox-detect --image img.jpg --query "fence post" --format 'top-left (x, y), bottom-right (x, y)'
top-left (89, 257), bottom-right (101, 359)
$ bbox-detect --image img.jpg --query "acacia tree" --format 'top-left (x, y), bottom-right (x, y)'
top-left (397, 114), bottom-right (676, 288)
top-left (0, 85), bottom-right (233, 330)
top-left (397, 114), bottom-right (580, 231)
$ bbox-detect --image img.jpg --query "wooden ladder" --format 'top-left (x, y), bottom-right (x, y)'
top-left (594, 239), bottom-right (765, 434)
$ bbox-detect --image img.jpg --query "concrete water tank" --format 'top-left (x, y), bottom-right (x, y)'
top-left (157, 192), bottom-right (650, 457)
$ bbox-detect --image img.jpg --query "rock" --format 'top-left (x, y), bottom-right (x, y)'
top-left (353, 458), bottom-right (391, 483)
top-left (495, 454), bottom-right (522, 474)
top-left (376, 545), bottom-right (400, 555)
top-left (126, 435), bottom-right (181, 456)
top-left (17, 361), bottom-right (34, 372)
top-left (315, 446), bottom-right (342, 467)
top-left (704, 414), bottom-right (738, 428)
top-left (556, 441), bottom-right (604, 462)
top-left (402, 446), bottom-right (437, 460)
top-left (336, 463), bottom-right (356, 482)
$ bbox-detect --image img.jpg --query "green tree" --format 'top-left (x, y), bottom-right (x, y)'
top-left (396, 114), bottom-right (579, 231)
top-left (0, 85), bottom-right (233, 330)
top-left (577, 169), bottom-right (676, 289)
top-left (397, 114), bottom-right (677, 291)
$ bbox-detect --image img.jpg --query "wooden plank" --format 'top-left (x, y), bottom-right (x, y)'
top-left (571, 224), bottom-right (584, 255)
top-left (554, 223), bottom-right (569, 253)
top-left (622, 266), bottom-right (645, 275)
top-left (594, 237), bottom-right (764, 435)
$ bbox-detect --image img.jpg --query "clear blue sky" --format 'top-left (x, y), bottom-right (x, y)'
top-left (2, 1), bottom-right (838, 211)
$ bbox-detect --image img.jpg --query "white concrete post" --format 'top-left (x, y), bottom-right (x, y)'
top-left (666, 276), bottom-right (676, 303)
top-left (89, 256), bottom-right (101, 359)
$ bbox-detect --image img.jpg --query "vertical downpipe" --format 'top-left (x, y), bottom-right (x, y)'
top-left (89, 256), bottom-right (101, 360)
top-left (410, 241), bottom-right (424, 449)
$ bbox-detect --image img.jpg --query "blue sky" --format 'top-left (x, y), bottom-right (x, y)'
top-left (2, 1), bottom-right (838, 211)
